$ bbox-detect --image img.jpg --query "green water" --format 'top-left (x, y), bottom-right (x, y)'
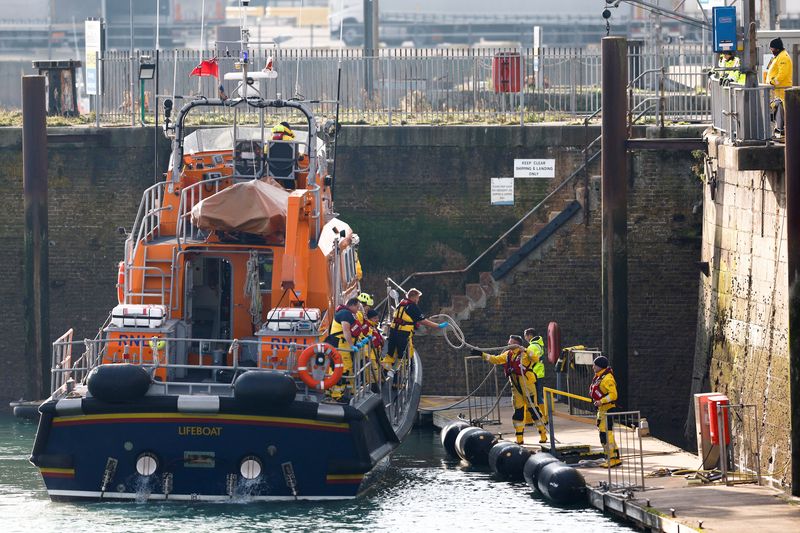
top-left (0, 414), bottom-right (633, 533)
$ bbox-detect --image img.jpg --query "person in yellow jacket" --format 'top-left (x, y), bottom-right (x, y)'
top-left (474, 335), bottom-right (548, 445)
top-left (324, 297), bottom-right (360, 401)
top-left (715, 51), bottom-right (745, 85)
top-left (383, 288), bottom-right (447, 378)
top-left (523, 328), bottom-right (546, 410)
top-left (589, 355), bottom-right (621, 468)
top-left (765, 38), bottom-right (793, 137)
top-left (271, 121), bottom-right (295, 141)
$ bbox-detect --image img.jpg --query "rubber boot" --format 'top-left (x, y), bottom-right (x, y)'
top-left (514, 422), bottom-right (525, 445)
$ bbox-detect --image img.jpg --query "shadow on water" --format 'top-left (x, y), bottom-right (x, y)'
top-left (0, 414), bottom-right (634, 533)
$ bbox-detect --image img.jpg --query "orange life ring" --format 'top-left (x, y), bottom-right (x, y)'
top-left (547, 322), bottom-right (561, 365)
top-left (297, 343), bottom-right (343, 390)
top-left (116, 261), bottom-right (125, 304)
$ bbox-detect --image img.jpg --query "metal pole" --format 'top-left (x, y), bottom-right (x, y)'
top-left (155, 0), bottom-right (160, 50)
top-left (22, 75), bottom-right (50, 401)
top-left (743, 0), bottom-right (758, 88)
top-left (601, 36), bottom-right (629, 408)
top-left (786, 87), bottom-right (800, 497)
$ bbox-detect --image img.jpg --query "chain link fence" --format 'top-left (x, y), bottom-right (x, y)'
top-left (93, 44), bottom-right (713, 126)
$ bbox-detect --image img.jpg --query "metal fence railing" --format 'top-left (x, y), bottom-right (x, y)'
top-left (93, 45), bottom-right (713, 126)
top-left (606, 410), bottom-right (646, 492)
top-left (566, 348), bottom-right (602, 417)
top-left (716, 403), bottom-right (762, 486)
top-left (464, 355), bottom-right (503, 426)
top-left (709, 77), bottom-right (773, 142)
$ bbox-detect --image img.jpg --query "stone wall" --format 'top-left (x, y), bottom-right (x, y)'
top-left (689, 136), bottom-right (790, 488)
top-left (0, 124), bottom-right (704, 451)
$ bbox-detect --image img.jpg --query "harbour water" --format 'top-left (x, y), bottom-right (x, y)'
top-left (0, 414), bottom-right (633, 533)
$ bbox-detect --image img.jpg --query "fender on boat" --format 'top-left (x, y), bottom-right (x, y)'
top-left (87, 364), bottom-right (151, 403)
top-left (233, 370), bottom-right (297, 407)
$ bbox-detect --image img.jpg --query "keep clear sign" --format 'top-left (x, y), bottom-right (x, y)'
top-left (491, 178), bottom-right (514, 206)
top-left (514, 159), bottom-right (556, 178)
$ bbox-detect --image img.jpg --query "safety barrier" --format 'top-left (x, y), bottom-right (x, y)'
top-left (565, 348), bottom-right (602, 417)
top-left (709, 77), bottom-right (773, 142)
top-left (605, 410), bottom-right (646, 492)
top-left (50, 333), bottom-right (384, 407)
top-left (463, 355), bottom-right (503, 425)
top-left (543, 387), bottom-right (646, 493)
top-left (715, 403), bottom-right (762, 486)
top-left (94, 44), bottom-right (712, 126)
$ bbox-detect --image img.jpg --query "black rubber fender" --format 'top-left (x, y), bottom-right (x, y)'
top-left (440, 420), bottom-right (471, 459)
top-left (455, 427), bottom-right (497, 465)
top-left (87, 364), bottom-right (151, 403)
top-left (233, 370), bottom-right (297, 407)
top-left (488, 442), bottom-right (531, 480)
top-left (537, 462), bottom-right (587, 505)
top-left (523, 452), bottom-right (561, 490)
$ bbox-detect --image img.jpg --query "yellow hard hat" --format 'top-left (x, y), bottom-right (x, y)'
top-left (357, 292), bottom-right (374, 306)
top-left (148, 338), bottom-right (167, 350)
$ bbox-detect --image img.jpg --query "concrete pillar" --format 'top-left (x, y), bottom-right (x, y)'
top-left (786, 87), bottom-right (800, 496)
top-left (601, 37), bottom-right (629, 408)
top-left (22, 75), bottom-right (50, 400)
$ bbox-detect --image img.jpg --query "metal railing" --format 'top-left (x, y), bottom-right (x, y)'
top-left (542, 387), bottom-right (646, 492)
top-left (606, 410), bottom-right (646, 492)
top-left (565, 348), bottom-right (602, 416)
top-left (50, 332), bottom-right (393, 411)
top-left (94, 45), bottom-right (713, 126)
top-left (716, 403), bottom-right (762, 486)
top-left (709, 77), bottom-right (774, 142)
top-left (463, 355), bottom-right (503, 425)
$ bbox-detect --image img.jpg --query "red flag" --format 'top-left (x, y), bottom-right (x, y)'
top-left (263, 56), bottom-right (273, 72)
top-left (189, 57), bottom-right (219, 78)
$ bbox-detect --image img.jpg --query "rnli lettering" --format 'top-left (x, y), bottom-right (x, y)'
top-left (177, 426), bottom-right (223, 437)
top-left (115, 334), bottom-right (153, 347)
top-left (269, 337), bottom-right (304, 348)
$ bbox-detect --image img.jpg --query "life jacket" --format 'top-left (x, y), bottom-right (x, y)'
top-left (271, 124), bottom-right (295, 141)
top-left (330, 305), bottom-right (359, 338)
top-left (503, 348), bottom-right (528, 378)
top-left (390, 299), bottom-right (416, 333)
top-left (366, 319), bottom-right (385, 348)
top-left (589, 368), bottom-right (613, 402)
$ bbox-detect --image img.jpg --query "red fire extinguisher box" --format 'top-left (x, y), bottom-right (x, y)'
top-left (707, 394), bottom-right (731, 445)
top-left (492, 52), bottom-right (522, 93)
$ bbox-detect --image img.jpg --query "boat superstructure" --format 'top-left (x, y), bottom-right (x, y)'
top-left (29, 72), bottom-right (421, 501)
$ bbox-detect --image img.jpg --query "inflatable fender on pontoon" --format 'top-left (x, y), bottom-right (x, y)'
top-left (455, 426), bottom-right (497, 465)
top-left (488, 442), bottom-right (530, 481)
top-left (440, 420), bottom-right (471, 459)
top-left (523, 452), bottom-right (561, 490)
top-left (536, 461), bottom-right (586, 505)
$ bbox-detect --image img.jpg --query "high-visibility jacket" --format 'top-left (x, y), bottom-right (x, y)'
top-left (765, 49), bottom-right (793, 102)
top-left (271, 123), bottom-right (295, 141)
top-left (526, 336), bottom-right (545, 379)
top-left (485, 347), bottom-right (535, 379)
top-left (717, 56), bottom-right (745, 84)
top-left (589, 368), bottom-right (618, 409)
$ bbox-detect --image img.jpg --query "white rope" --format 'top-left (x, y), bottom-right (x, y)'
top-left (427, 313), bottom-right (514, 353)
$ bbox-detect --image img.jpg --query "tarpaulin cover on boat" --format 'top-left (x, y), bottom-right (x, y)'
top-left (191, 178), bottom-right (289, 236)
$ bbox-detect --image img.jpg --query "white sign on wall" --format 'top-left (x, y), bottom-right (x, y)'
top-left (491, 178), bottom-right (514, 206)
top-left (85, 19), bottom-right (102, 96)
top-left (514, 159), bottom-right (556, 178)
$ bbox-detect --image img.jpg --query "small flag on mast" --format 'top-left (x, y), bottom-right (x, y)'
top-left (263, 56), bottom-right (274, 73)
top-left (189, 57), bottom-right (219, 78)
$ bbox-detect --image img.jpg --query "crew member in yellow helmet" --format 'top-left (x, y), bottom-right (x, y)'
top-left (272, 121), bottom-right (295, 141)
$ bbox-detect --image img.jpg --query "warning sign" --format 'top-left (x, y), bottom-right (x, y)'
top-left (514, 159), bottom-right (556, 178)
top-left (491, 178), bottom-right (514, 206)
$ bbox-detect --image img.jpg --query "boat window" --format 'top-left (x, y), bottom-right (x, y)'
top-left (258, 252), bottom-right (273, 293)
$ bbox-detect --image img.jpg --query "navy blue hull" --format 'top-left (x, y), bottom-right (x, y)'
top-left (31, 393), bottom-right (401, 501)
